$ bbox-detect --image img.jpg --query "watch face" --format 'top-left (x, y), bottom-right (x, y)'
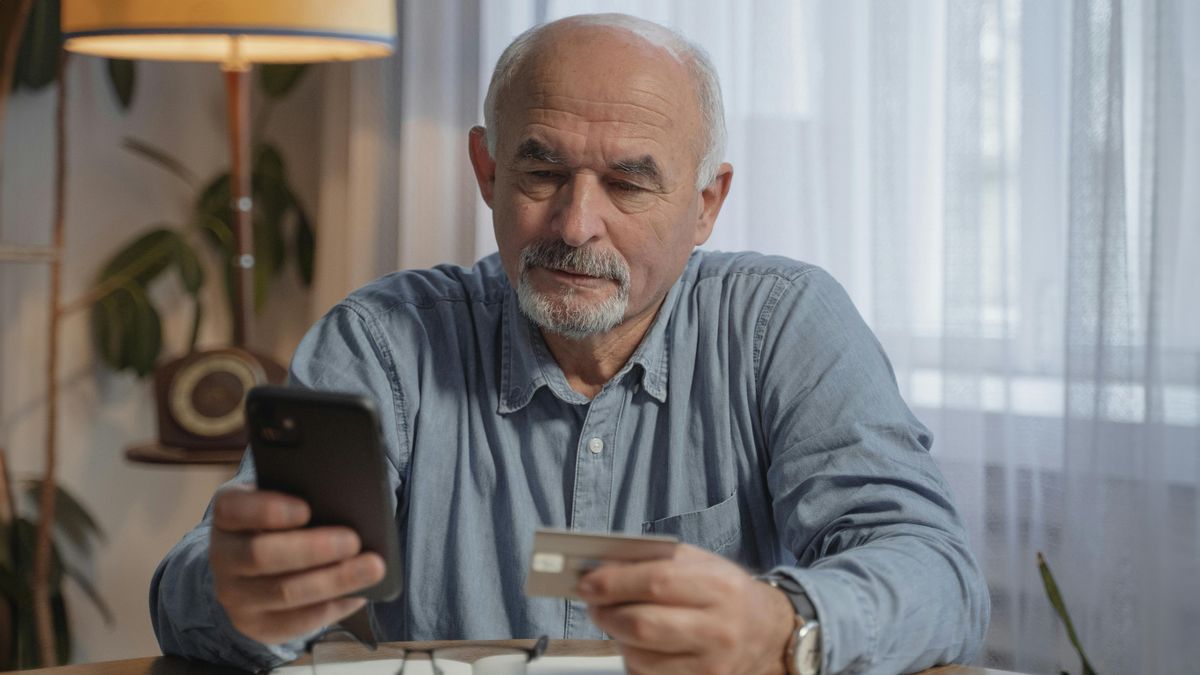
top-left (796, 622), bottom-right (821, 675)
top-left (167, 352), bottom-right (266, 438)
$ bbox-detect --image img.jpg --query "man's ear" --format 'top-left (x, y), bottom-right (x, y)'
top-left (468, 126), bottom-right (497, 207)
top-left (693, 162), bottom-right (733, 246)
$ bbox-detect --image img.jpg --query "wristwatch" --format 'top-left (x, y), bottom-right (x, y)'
top-left (760, 574), bottom-right (822, 675)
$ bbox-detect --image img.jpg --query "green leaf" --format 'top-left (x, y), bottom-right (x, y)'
top-left (258, 63), bottom-right (309, 99)
top-left (89, 285), bottom-right (162, 375)
top-left (170, 236), bottom-right (204, 294)
top-left (127, 291), bottom-right (162, 376)
top-left (96, 227), bottom-right (178, 287)
top-left (253, 211), bottom-right (283, 311)
top-left (256, 203), bottom-right (287, 271)
top-left (197, 212), bottom-right (235, 255)
top-left (194, 145), bottom-right (314, 321)
top-left (0, 520), bottom-right (13, 572)
top-left (1, 489), bottom-right (109, 663)
top-left (90, 293), bottom-right (123, 370)
top-left (52, 591), bottom-right (69, 665)
top-left (0, 564), bottom-right (22, 602)
top-left (18, 481), bottom-right (104, 553)
top-left (254, 154), bottom-right (290, 236)
top-left (111, 293), bottom-right (136, 371)
top-left (106, 58), bottom-right (135, 110)
top-left (1038, 552), bottom-right (1099, 675)
top-left (167, 236), bottom-right (204, 353)
top-left (89, 228), bottom-right (182, 374)
top-left (122, 137), bottom-right (198, 188)
top-left (10, 517), bottom-right (60, 588)
top-left (13, 0), bottom-right (60, 92)
top-left (254, 146), bottom-right (290, 275)
top-left (89, 228), bottom-right (211, 374)
top-left (16, 590), bottom-right (37, 668)
top-left (194, 176), bottom-right (238, 330)
top-left (254, 144), bottom-right (286, 184)
top-left (293, 199), bottom-right (315, 286)
top-left (195, 173), bottom-right (233, 235)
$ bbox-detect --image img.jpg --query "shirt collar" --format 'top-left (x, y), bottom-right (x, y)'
top-left (498, 272), bottom-right (684, 413)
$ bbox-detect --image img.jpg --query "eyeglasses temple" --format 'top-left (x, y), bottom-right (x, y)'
top-left (527, 635), bottom-right (550, 662)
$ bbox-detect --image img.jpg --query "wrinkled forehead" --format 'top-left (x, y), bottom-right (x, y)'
top-left (497, 26), bottom-right (704, 160)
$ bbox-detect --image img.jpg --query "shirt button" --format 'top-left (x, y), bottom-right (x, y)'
top-left (588, 437), bottom-right (604, 454)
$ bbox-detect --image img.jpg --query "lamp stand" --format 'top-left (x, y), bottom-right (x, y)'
top-left (123, 45), bottom-right (291, 466)
top-left (223, 50), bottom-right (253, 347)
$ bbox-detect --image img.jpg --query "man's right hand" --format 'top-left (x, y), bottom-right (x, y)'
top-left (209, 486), bottom-right (387, 645)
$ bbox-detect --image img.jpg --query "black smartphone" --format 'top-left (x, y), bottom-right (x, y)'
top-left (245, 385), bottom-right (402, 601)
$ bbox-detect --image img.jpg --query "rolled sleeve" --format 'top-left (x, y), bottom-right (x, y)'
top-left (149, 500), bottom-right (307, 671)
top-left (758, 269), bottom-right (990, 674)
top-left (149, 301), bottom-right (409, 669)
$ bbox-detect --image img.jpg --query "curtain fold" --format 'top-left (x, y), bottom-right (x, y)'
top-left (314, 0), bottom-right (481, 318)
top-left (317, 1), bottom-right (1200, 670)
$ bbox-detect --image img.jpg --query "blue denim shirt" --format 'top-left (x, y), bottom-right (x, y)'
top-left (151, 251), bottom-right (989, 674)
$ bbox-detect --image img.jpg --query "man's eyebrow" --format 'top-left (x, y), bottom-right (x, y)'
top-left (610, 156), bottom-right (665, 189)
top-left (514, 139), bottom-right (565, 164)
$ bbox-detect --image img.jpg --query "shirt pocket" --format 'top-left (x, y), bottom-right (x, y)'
top-left (641, 489), bottom-right (741, 557)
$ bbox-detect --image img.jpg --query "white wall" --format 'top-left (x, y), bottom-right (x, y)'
top-left (0, 56), bottom-right (327, 663)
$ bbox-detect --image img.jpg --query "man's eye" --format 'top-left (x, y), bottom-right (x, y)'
top-left (610, 181), bottom-right (644, 193)
top-left (528, 170), bottom-right (562, 180)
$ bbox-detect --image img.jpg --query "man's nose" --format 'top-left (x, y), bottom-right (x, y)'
top-left (553, 174), bottom-right (606, 247)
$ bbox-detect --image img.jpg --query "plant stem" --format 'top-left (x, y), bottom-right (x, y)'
top-left (32, 48), bottom-right (68, 667)
top-left (0, 0), bottom-right (34, 225)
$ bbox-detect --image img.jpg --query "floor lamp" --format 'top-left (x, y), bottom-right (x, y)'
top-left (59, 1), bottom-right (395, 464)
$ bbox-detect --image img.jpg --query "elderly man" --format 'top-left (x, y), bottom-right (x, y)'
top-left (151, 13), bottom-right (988, 675)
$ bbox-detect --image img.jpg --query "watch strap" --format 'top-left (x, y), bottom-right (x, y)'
top-left (759, 573), bottom-right (821, 675)
top-left (758, 572), bottom-right (817, 622)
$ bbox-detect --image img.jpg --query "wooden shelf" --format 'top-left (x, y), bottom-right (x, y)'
top-left (125, 442), bottom-right (244, 465)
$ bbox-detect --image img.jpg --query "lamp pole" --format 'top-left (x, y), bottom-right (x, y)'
top-left (223, 37), bottom-right (253, 348)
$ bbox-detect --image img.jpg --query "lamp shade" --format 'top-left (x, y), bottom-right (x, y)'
top-left (62, 0), bottom-right (395, 63)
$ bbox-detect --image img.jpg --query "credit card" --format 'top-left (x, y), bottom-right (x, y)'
top-left (524, 528), bottom-right (680, 599)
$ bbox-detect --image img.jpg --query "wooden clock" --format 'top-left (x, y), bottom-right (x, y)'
top-left (125, 348), bottom-right (286, 464)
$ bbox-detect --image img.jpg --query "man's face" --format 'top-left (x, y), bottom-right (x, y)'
top-left (471, 28), bottom-right (724, 340)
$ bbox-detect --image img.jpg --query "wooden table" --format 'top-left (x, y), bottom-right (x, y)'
top-left (18, 640), bottom-right (1026, 674)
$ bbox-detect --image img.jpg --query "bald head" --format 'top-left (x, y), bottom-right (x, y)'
top-left (482, 14), bottom-right (726, 190)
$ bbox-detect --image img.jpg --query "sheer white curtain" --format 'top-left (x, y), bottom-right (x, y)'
top-left (320, 1), bottom-right (1200, 671)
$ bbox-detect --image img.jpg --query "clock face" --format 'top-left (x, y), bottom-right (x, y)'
top-left (167, 353), bottom-right (266, 438)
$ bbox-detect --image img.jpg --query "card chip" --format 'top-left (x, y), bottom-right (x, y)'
top-left (532, 552), bottom-right (565, 573)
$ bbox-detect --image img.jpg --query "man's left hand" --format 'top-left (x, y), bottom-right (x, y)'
top-left (578, 543), bottom-right (795, 675)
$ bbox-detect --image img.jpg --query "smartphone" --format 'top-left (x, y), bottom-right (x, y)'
top-left (245, 385), bottom-right (402, 601)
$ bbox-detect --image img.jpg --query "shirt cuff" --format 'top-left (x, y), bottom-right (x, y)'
top-left (766, 564), bottom-right (877, 675)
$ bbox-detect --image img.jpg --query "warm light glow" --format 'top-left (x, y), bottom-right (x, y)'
top-left (62, 0), bottom-right (395, 63)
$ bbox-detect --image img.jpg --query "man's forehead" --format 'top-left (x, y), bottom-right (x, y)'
top-left (501, 69), bottom-right (691, 150)
top-left (495, 25), bottom-right (704, 178)
top-left (507, 27), bottom-right (696, 119)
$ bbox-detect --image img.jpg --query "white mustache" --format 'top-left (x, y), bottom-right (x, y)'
top-left (519, 240), bottom-right (629, 285)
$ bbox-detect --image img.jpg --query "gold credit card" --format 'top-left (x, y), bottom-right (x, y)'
top-left (524, 528), bottom-right (680, 599)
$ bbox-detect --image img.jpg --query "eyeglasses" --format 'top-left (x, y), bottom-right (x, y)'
top-left (305, 628), bottom-right (550, 675)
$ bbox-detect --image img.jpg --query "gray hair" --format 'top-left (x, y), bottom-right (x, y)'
top-left (482, 13), bottom-right (726, 191)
